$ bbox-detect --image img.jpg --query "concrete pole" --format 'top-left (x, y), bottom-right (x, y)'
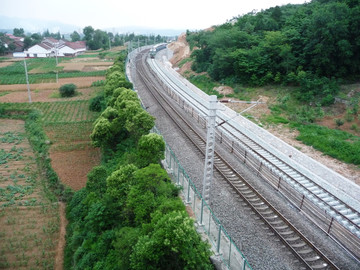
top-left (202, 95), bottom-right (217, 205)
top-left (23, 59), bottom-right (32, 103)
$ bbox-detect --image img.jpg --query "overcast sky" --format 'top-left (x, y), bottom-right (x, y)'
top-left (1, 0), bottom-right (309, 31)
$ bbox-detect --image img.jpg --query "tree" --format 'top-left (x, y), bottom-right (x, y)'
top-left (106, 164), bottom-right (137, 201)
top-left (13, 28), bottom-right (25, 37)
top-left (23, 37), bottom-right (32, 50)
top-left (137, 133), bottom-right (165, 168)
top-left (86, 166), bottom-right (108, 196)
top-left (31, 33), bottom-right (42, 46)
top-left (7, 43), bottom-right (16, 52)
top-left (42, 29), bottom-right (50, 37)
top-left (70, 31), bottom-right (81, 42)
top-left (91, 116), bottom-right (115, 147)
top-left (130, 211), bottom-right (213, 270)
top-left (0, 37), bottom-right (6, 55)
top-left (83, 26), bottom-right (94, 42)
top-left (59, 83), bottom-right (77, 97)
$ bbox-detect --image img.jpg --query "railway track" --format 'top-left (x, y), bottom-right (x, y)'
top-left (133, 49), bottom-right (341, 269)
top-left (148, 52), bottom-right (360, 260)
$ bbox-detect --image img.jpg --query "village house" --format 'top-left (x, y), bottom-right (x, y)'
top-left (2, 33), bottom-right (24, 53)
top-left (13, 37), bottom-right (86, 58)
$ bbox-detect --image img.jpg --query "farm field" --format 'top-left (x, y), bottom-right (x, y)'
top-left (0, 57), bottom-right (106, 85)
top-left (0, 119), bottom-right (60, 269)
top-left (0, 77), bottom-right (105, 92)
top-left (0, 50), bottom-right (110, 268)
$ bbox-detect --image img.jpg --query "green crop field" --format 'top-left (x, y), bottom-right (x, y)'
top-left (2, 100), bottom-right (100, 123)
top-left (0, 57), bottom-right (106, 85)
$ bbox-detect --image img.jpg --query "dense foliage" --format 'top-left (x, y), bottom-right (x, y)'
top-left (59, 83), bottom-right (77, 97)
top-left (65, 52), bottom-right (213, 269)
top-left (187, 0), bottom-right (360, 104)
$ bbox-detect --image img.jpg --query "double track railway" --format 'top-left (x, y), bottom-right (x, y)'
top-left (131, 48), bottom-right (359, 269)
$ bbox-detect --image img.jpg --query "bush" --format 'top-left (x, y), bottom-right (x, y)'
top-left (335, 118), bottom-right (345, 127)
top-left (91, 80), bottom-right (105, 87)
top-left (350, 124), bottom-right (359, 132)
top-left (59, 83), bottom-right (77, 97)
top-left (89, 94), bottom-right (106, 112)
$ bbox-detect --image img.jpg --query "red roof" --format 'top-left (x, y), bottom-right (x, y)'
top-left (64, 41), bottom-right (86, 50)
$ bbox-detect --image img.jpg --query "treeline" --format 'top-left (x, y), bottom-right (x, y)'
top-left (0, 27), bottom-right (168, 54)
top-left (81, 26), bottom-right (167, 50)
top-left (187, 0), bottom-right (360, 105)
top-left (64, 52), bottom-right (213, 269)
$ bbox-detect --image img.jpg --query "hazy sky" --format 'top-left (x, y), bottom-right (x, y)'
top-left (1, 0), bottom-right (309, 31)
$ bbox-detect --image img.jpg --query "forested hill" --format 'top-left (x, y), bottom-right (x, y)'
top-left (187, 0), bottom-right (360, 104)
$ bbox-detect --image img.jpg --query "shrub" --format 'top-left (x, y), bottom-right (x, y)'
top-left (91, 80), bottom-right (105, 87)
top-left (89, 94), bottom-right (106, 112)
top-left (335, 118), bottom-right (344, 127)
top-left (350, 124), bottom-right (359, 132)
top-left (345, 110), bottom-right (354, 122)
top-left (59, 83), bottom-right (77, 97)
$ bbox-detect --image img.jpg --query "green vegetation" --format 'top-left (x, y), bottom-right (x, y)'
top-left (0, 112), bottom-right (66, 268)
top-left (1, 100), bottom-right (100, 123)
top-left (187, 0), bottom-right (360, 105)
top-left (59, 83), bottom-right (77, 97)
top-left (24, 110), bottom-right (73, 200)
top-left (188, 74), bottom-right (222, 98)
top-left (0, 60), bottom-right (106, 84)
top-left (64, 52), bottom-right (213, 269)
top-left (294, 123), bottom-right (360, 165)
top-left (184, 0), bottom-right (360, 166)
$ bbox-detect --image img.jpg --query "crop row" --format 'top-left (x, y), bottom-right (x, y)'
top-left (2, 100), bottom-right (100, 123)
top-left (0, 71), bottom-right (106, 85)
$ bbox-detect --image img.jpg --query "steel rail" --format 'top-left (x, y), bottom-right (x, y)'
top-left (134, 50), bottom-right (340, 270)
top-left (149, 54), bottom-right (360, 243)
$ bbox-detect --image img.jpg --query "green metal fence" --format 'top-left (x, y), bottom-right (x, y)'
top-left (152, 127), bottom-right (252, 270)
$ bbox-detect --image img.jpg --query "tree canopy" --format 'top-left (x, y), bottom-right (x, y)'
top-left (187, 0), bottom-right (360, 104)
top-left (65, 51), bottom-right (213, 269)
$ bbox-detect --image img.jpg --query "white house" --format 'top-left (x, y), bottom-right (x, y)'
top-left (25, 43), bottom-right (53, 58)
top-left (58, 41), bottom-right (86, 57)
top-left (14, 38), bottom-right (86, 58)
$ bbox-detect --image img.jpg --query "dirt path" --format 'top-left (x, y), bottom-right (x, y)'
top-left (55, 202), bottom-right (67, 270)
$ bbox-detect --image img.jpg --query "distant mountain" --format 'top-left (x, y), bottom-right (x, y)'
top-left (0, 15), bottom-right (82, 34)
top-left (104, 26), bottom-right (184, 37)
top-left (0, 15), bottom-right (184, 36)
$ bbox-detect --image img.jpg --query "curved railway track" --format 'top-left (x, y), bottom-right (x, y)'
top-left (133, 49), bottom-right (341, 269)
top-left (150, 55), bottom-right (360, 239)
top-left (148, 51), bottom-right (360, 261)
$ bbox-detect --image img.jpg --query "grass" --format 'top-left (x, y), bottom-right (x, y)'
top-left (183, 71), bottom-right (360, 166)
top-left (44, 121), bottom-right (95, 152)
top-left (294, 123), bottom-right (360, 165)
top-left (188, 74), bottom-right (223, 98)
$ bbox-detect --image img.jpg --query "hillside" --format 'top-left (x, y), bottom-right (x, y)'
top-left (169, 33), bottom-right (360, 185)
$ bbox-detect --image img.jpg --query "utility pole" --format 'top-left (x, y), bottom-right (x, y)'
top-left (202, 95), bottom-right (217, 205)
top-left (55, 46), bottom-right (58, 66)
top-left (23, 59), bottom-right (32, 103)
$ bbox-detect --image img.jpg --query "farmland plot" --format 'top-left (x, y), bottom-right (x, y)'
top-left (0, 77), bottom-right (105, 92)
top-left (44, 122), bottom-right (101, 190)
top-left (0, 119), bottom-right (59, 269)
top-left (1, 100), bottom-right (100, 123)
